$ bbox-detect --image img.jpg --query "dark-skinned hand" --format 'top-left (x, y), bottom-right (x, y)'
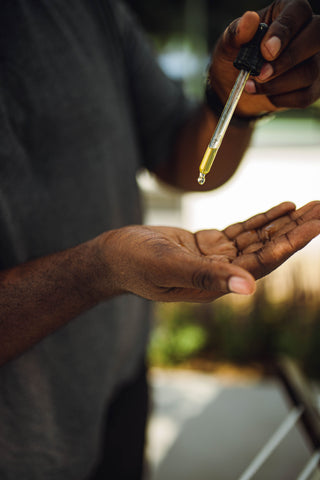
top-left (209, 0), bottom-right (320, 116)
top-left (101, 201), bottom-right (320, 303)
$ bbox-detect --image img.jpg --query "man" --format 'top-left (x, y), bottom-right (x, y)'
top-left (0, 0), bottom-right (319, 478)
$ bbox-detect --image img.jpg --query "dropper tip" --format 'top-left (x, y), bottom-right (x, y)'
top-left (198, 172), bottom-right (206, 185)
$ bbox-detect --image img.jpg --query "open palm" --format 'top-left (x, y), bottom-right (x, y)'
top-left (108, 201), bottom-right (320, 303)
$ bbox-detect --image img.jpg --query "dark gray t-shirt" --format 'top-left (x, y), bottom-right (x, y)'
top-left (0, 1), bottom-right (193, 478)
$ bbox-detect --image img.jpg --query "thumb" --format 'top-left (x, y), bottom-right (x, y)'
top-left (224, 11), bottom-right (261, 50)
top-left (178, 257), bottom-right (256, 296)
top-left (228, 275), bottom-right (256, 295)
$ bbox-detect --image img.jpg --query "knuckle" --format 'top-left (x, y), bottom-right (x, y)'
top-left (287, 0), bottom-right (312, 19)
top-left (294, 0), bottom-right (313, 17)
top-left (272, 0), bottom-right (313, 38)
top-left (192, 269), bottom-right (215, 291)
top-left (277, 19), bottom-right (294, 38)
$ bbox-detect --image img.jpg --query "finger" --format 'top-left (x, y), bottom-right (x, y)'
top-left (223, 202), bottom-right (295, 240)
top-left (267, 79), bottom-right (320, 109)
top-left (235, 219), bottom-right (320, 279)
top-left (255, 56), bottom-right (319, 96)
top-left (260, 0), bottom-right (313, 61)
top-left (276, 201), bottom-right (320, 237)
top-left (265, 219), bottom-right (320, 269)
top-left (238, 201), bottom-right (320, 251)
top-left (222, 11), bottom-right (261, 56)
top-left (234, 215), bottom-right (293, 252)
top-left (289, 201), bottom-right (320, 221)
top-left (157, 254), bottom-right (256, 297)
top-left (190, 259), bottom-right (256, 295)
top-left (263, 16), bottom-right (320, 77)
top-left (255, 56), bottom-right (320, 108)
top-left (238, 217), bottom-right (294, 253)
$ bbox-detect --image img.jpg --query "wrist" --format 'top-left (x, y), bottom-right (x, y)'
top-left (93, 230), bottom-right (128, 299)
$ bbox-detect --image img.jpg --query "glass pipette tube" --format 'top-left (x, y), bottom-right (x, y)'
top-left (198, 69), bottom-right (250, 185)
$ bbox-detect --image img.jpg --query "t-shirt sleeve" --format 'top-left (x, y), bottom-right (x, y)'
top-left (110, 0), bottom-right (197, 172)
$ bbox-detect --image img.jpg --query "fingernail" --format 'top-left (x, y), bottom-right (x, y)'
top-left (258, 63), bottom-right (274, 81)
top-left (244, 79), bottom-right (256, 94)
top-left (228, 276), bottom-right (253, 295)
top-left (265, 36), bottom-right (281, 58)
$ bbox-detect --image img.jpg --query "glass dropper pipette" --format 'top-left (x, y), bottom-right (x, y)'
top-left (198, 23), bottom-right (268, 185)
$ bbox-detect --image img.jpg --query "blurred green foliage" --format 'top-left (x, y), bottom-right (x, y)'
top-left (149, 304), bottom-right (207, 366)
top-left (148, 275), bottom-right (320, 379)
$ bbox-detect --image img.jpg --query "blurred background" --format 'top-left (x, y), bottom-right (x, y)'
top-left (124, 1), bottom-right (320, 478)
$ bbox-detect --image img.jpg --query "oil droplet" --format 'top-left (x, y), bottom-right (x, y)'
top-left (264, 223), bottom-right (277, 240)
top-left (198, 173), bottom-right (206, 185)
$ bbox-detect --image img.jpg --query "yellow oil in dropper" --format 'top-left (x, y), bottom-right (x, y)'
top-left (197, 70), bottom-right (249, 186)
top-left (198, 147), bottom-right (218, 185)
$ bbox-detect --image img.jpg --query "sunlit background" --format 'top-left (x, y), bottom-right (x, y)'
top-left (125, 1), bottom-right (320, 478)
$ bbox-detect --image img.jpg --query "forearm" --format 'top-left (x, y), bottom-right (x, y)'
top-left (0, 234), bottom-right (119, 365)
top-left (155, 104), bottom-right (254, 192)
